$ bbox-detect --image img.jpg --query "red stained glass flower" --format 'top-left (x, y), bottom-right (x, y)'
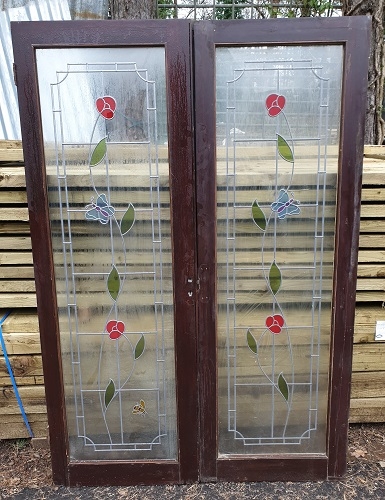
top-left (96, 96), bottom-right (116, 120)
top-left (265, 314), bottom-right (284, 334)
top-left (265, 94), bottom-right (286, 117)
top-left (106, 320), bottom-right (125, 340)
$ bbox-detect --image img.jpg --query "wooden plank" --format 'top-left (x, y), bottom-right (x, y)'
top-left (0, 252), bottom-right (33, 265)
top-left (361, 187), bottom-right (385, 202)
top-left (0, 289), bottom-right (378, 310)
top-left (352, 344), bottom-right (385, 372)
top-left (0, 143), bottom-right (375, 170)
top-left (82, 274), bottom-right (377, 298)
top-left (51, 187), bottom-right (172, 206)
top-left (0, 415), bottom-right (47, 440)
top-left (0, 167), bottom-right (27, 188)
top-left (355, 292), bottom-right (385, 302)
top-left (364, 145), bottom-right (385, 159)
top-left (349, 397), bottom-right (385, 423)
top-left (0, 403), bottom-right (47, 417)
top-left (0, 140), bottom-right (23, 162)
top-left (0, 207), bottom-right (29, 221)
top-left (362, 160), bottom-right (385, 185)
top-left (0, 355), bottom-right (43, 379)
top-left (0, 236), bottom-right (32, 250)
top-left (357, 264), bottom-right (385, 278)
top-left (0, 190), bottom-right (27, 203)
top-left (0, 294), bottom-right (37, 307)
top-left (0, 144), bottom-right (381, 183)
top-left (0, 262), bottom-right (379, 301)
top-left (359, 234), bottom-right (385, 248)
top-left (354, 305), bottom-right (385, 343)
top-left (0, 375), bottom-right (44, 386)
top-left (360, 220), bottom-right (385, 232)
top-left (351, 371), bottom-right (385, 398)
top-left (0, 222), bottom-right (30, 234)
top-left (3, 246), bottom-right (345, 268)
top-left (0, 281), bottom-right (36, 293)
top-left (355, 305), bottom-right (385, 325)
top-left (1, 310), bottom-right (39, 334)
top-left (0, 421), bottom-right (47, 439)
top-left (1, 332), bottom-right (41, 355)
top-left (360, 205), bottom-right (385, 218)
top-left (356, 278), bottom-right (385, 291)
top-left (0, 267), bottom-right (35, 279)
top-left (0, 385), bottom-right (46, 407)
top-left (357, 250), bottom-right (385, 263)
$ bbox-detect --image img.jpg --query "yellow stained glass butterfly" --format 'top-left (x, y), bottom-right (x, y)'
top-left (132, 399), bottom-right (147, 416)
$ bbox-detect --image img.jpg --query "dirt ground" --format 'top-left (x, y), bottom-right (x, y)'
top-left (0, 424), bottom-right (385, 499)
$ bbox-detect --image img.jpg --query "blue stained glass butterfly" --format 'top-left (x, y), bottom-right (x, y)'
top-left (85, 193), bottom-right (115, 224)
top-left (271, 189), bottom-right (300, 219)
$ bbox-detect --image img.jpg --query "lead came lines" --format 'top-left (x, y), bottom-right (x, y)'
top-left (50, 61), bottom-right (169, 453)
top-left (224, 57), bottom-right (331, 447)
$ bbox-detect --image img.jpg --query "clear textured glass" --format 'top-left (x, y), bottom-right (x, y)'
top-left (36, 48), bottom-right (176, 460)
top-left (216, 45), bottom-right (343, 455)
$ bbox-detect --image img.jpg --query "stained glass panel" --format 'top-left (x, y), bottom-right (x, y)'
top-left (216, 45), bottom-right (343, 455)
top-left (36, 47), bottom-right (177, 460)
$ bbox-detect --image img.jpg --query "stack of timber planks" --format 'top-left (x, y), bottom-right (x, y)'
top-left (0, 140), bottom-right (46, 439)
top-left (350, 146), bottom-right (385, 423)
top-left (0, 140), bottom-right (384, 439)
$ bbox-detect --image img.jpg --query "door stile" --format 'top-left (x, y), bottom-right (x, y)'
top-left (11, 21), bottom-right (69, 486)
top-left (12, 19), bottom-right (198, 486)
top-left (194, 22), bottom-right (218, 482)
top-left (166, 21), bottom-right (200, 483)
top-left (327, 19), bottom-right (370, 479)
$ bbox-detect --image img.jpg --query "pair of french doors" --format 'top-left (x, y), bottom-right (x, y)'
top-left (12, 17), bottom-right (369, 486)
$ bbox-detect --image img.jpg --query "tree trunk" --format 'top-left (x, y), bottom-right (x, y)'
top-left (108, 0), bottom-right (157, 137)
top-left (109, 0), bottom-right (157, 19)
top-left (343, 0), bottom-right (385, 144)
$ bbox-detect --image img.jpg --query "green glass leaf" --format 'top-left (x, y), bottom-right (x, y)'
top-left (277, 134), bottom-right (294, 163)
top-left (269, 261), bottom-right (281, 295)
top-left (121, 204), bottom-right (135, 235)
top-left (90, 138), bottom-right (107, 166)
top-left (278, 373), bottom-right (289, 401)
top-left (134, 334), bottom-right (145, 360)
top-left (252, 200), bottom-right (266, 231)
top-left (247, 329), bottom-right (257, 354)
top-left (107, 266), bottom-right (120, 301)
top-left (105, 379), bottom-right (115, 409)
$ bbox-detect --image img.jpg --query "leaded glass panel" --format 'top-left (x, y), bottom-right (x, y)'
top-left (216, 45), bottom-right (343, 455)
top-left (36, 47), bottom-right (177, 461)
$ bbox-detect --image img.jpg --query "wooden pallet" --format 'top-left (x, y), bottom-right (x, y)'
top-left (1, 140), bottom-right (384, 439)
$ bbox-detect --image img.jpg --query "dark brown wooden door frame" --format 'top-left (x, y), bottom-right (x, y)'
top-left (12, 17), bottom-right (370, 486)
top-left (194, 17), bottom-right (370, 482)
top-left (11, 19), bottom-right (198, 486)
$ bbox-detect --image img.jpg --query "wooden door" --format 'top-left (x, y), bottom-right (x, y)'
top-left (12, 17), bottom-right (369, 486)
top-left (12, 20), bottom-right (198, 486)
top-left (194, 18), bottom-right (370, 482)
